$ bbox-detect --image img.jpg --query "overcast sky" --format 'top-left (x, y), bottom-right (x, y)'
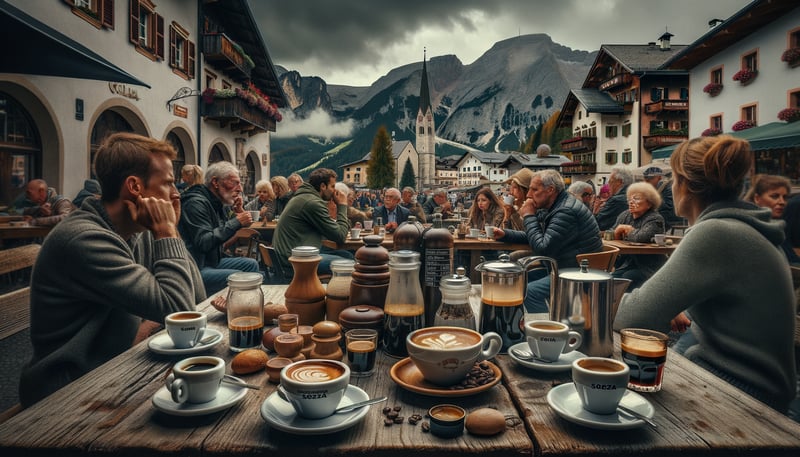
top-left (250, 0), bottom-right (754, 87)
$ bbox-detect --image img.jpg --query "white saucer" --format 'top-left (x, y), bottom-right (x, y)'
top-left (147, 328), bottom-right (223, 355)
top-left (508, 342), bottom-right (585, 372)
top-left (151, 376), bottom-right (247, 416)
top-left (546, 382), bottom-right (655, 430)
top-left (260, 384), bottom-right (370, 435)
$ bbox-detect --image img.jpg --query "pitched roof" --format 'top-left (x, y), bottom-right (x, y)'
top-left (601, 44), bottom-right (688, 72)
top-left (571, 89), bottom-right (625, 114)
top-left (339, 140), bottom-right (414, 168)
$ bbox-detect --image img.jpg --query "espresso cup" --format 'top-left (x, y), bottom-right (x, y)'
top-left (363, 220), bottom-right (373, 230)
top-left (525, 320), bottom-right (582, 362)
top-left (249, 210), bottom-right (260, 222)
top-left (406, 326), bottom-right (502, 386)
top-left (571, 357), bottom-right (630, 415)
top-left (279, 359), bottom-right (350, 419)
top-left (166, 356), bottom-right (225, 404)
top-left (484, 225), bottom-right (495, 240)
top-left (469, 228), bottom-right (481, 238)
top-left (652, 234), bottom-right (666, 246)
top-left (350, 227), bottom-right (362, 239)
top-left (165, 311), bottom-right (206, 349)
top-left (620, 328), bottom-right (669, 392)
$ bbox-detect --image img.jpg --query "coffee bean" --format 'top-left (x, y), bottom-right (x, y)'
top-left (382, 407), bottom-right (392, 415)
top-left (421, 421), bottom-right (430, 432)
top-left (386, 410), bottom-right (399, 419)
top-left (393, 416), bottom-right (404, 424)
top-left (384, 418), bottom-right (394, 426)
top-left (393, 406), bottom-right (402, 412)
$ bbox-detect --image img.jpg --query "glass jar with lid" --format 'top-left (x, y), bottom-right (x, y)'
top-left (226, 272), bottom-right (265, 352)
top-left (434, 267), bottom-right (475, 330)
top-left (325, 259), bottom-right (355, 323)
top-left (382, 250), bottom-right (424, 357)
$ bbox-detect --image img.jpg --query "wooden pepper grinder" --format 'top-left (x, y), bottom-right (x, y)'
top-left (309, 320), bottom-right (343, 361)
top-left (273, 333), bottom-right (305, 362)
top-left (285, 246), bottom-right (326, 325)
top-left (294, 324), bottom-right (315, 359)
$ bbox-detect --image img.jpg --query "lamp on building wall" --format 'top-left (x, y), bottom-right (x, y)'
top-left (262, 153), bottom-right (268, 166)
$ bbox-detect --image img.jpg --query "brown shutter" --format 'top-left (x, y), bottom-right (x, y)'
top-left (129, 0), bottom-right (139, 44)
top-left (101, 0), bottom-right (114, 29)
top-left (169, 25), bottom-right (176, 68)
top-left (62, 0), bottom-right (76, 6)
top-left (188, 41), bottom-right (196, 78)
top-left (156, 14), bottom-right (165, 59)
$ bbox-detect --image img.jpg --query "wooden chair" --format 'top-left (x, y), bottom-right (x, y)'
top-left (258, 243), bottom-right (290, 284)
top-left (0, 244), bottom-right (41, 340)
top-left (576, 245), bottom-right (620, 272)
top-left (226, 228), bottom-right (260, 260)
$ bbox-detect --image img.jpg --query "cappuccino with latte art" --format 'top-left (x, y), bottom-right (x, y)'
top-left (279, 360), bottom-right (350, 419)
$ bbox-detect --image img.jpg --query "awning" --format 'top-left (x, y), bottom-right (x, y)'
top-left (652, 121), bottom-right (800, 159)
top-left (0, 1), bottom-right (150, 88)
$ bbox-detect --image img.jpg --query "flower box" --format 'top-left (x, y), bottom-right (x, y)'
top-left (732, 69), bottom-right (758, 85)
top-left (781, 48), bottom-right (800, 67)
top-left (701, 128), bottom-right (722, 137)
top-left (778, 108), bottom-right (800, 123)
top-left (732, 120), bottom-right (755, 131)
top-left (702, 83), bottom-right (723, 97)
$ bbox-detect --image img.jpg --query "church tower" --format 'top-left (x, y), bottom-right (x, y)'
top-left (416, 49), bottom-right (436, 189)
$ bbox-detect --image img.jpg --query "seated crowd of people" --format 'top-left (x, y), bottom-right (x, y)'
top-left (3, 132), bottom-right (798, 422)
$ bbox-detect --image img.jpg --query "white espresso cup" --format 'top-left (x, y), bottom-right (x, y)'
top-left (484, 225), bottom-right (496, 240)
top-left (363, 220), bottom-right (374, 230)
top-left (525, 320), bottom-right (582, 362)
top-left (503, 195), bottom-right (515, 206)
top-left (166, 356), bottom-right (225, 404)
top-left (571, 357), bottom-right (630, 414)
top-left (350, 227), bottom-right (362, 239)
top-left (165, 311), bottom-right (206, 349)
top-left (279, 359), bottom-right (350, 419)
top-left (249, 210), bottom-right (260, 222)
top-left (652, 234), bottom-right (666, 246)
top-left (469, 228), bottom-right (481, 238)
top-left (406, 326), bottom-right (502, 386)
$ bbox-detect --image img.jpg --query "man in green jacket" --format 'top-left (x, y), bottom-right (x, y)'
top-left (273, 168), bottom-right (352, 276)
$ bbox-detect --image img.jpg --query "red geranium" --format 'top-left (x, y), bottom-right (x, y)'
top-left (702, 83), bottom-right (723, 96)
top-left (778, 108), bottom-right (800, 123)
top-left (732, 69), bottom-right (757, 84)
top-left (731, 120), bottom-right (755, 131)
top-left (701, 128), bottom-right (722, 137)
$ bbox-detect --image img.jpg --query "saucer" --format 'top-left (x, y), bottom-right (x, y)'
top-left (260, 384), bottom-right (370, 435)
top-left (151, 376), bottom-right (247, 416)
top-left (147, 328), bottom-right (223, 355)
top-left (508, 342), bottom-right (586, 373)
top-left (546, 382), bottom-right (655, 430)
top-left (389, 357), bottom-right (501, 397)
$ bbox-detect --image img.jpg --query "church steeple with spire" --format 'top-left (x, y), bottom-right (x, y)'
top-left (416, 48), bottom-right (436, 189)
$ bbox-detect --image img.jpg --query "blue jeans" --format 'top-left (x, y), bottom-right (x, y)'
top-left (318, 248), bottom-right (354, 277)
top-left (201, 257), bottom-right (262, 295)
top-left (524, 269), bottom-right (551, 314)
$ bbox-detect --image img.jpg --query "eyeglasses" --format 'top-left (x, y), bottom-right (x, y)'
top-left (581, 192), bottom-right (593, 198)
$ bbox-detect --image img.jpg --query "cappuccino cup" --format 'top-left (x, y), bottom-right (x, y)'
top-left (165, 311), bottom-right (206, 349)
top-left (571, 357), bottom-right (629, 414)
top-left (406, 326), bottom-right (502, 386)
top-left (525, 320), bottom-right (582, 362)
top-left (279, 359), bottom-right (350, 419)
top-left (652, 234), bottom-right (666, 246)
top-left (166, 356), bottom-right (225, 404)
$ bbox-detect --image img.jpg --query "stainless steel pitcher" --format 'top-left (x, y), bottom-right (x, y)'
top-left (548, 259), bottom-right (631, 357)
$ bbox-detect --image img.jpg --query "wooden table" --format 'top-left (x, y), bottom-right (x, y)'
top-left (603, 239), bottom-right (678, 256)
top-left (1, 286), bottom-right (798, 456)
top-left (252, 221), bottom-right (278, 244)
top-left (0, 224), bottom-right (51, 248)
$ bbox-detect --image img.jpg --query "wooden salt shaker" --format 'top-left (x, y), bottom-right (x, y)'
top-left (309, 320), bottom-right (343, 361)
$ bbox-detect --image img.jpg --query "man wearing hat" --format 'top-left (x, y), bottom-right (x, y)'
top-left (643, 166), bottom-right (681, 230)
top-left (503, 168), bottom-right (534, 230)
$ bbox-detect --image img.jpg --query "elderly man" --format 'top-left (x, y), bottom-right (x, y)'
top-left (422, 187), bottom-right (453, 219)
top-left (273, 168), bottom-right (352, 277)
top-left (400, 186), bottom-right (426, 223)
top-left (372, 187), bottom-right (410, 232)
top-left (642, 166), bottom-right (681, 230)
top-left (567, 181), bottom-right (594, 208)
top-left (14, 179), bottom-right (76, 226)
top-left (179, 161), bottom-right (260, 294)
top-left (20, 132), bottom-right (204, 406)
top-left (497, 169), bottom-right (602, 313)
top-left (595, 166), bottom-right (634, 231)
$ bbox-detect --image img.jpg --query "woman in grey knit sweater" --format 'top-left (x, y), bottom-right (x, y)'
top-left (614, 135), bottom-right (796, 413)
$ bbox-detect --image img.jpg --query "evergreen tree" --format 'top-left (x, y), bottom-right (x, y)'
top-left (367, 125), bottom-right (395, 189)
top-left (399, 159), bottom-right (416, 190)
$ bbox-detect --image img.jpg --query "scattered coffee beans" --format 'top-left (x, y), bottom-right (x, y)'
top-left (448, 361), bottom-right (496, 390)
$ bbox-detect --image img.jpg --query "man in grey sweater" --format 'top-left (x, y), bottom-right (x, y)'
top-left (20, 133), bottom-right (205, 407)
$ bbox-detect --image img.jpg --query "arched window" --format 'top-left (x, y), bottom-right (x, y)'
top-left (166, 131), bottom-right (186, 180)
top-left (244, 153), bottom-right (256, 196)
top-left (209, 144), bottom-right (225, 163)
top-left (0, 92), bottom-right (41, 205)
top-left (90, 110), bottom-right (133, 178)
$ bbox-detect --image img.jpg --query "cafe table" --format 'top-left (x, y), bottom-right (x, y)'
top-left (0, 223), bottom-right (51, 248)
top-left (603, 238), bottom-right (678, 256)
top-left (1, 285), bottom-right (798, 456)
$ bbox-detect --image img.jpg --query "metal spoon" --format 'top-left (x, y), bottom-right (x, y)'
top-left (334, 396), bottom-right (388, 414)
top-left (222, 374), bottom-right (260, 390)
top-left (617, 404), bottom-right (657, 428)
top-left (198, 333), bottom-right (221, 346)
top-left (510, 348), bottom-right (552, 363)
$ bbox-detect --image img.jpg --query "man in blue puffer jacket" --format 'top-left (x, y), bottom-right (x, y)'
top-left (497, 169), bottom-right (602, 312)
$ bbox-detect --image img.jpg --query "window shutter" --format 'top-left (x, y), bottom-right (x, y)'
top-left (129, 0), bottom-right (139, 44)
top-left (62, 0), bottom-right (76, 7)
top-left (101, 0), bottom-right (114, 29)
top-left (188, 41), bottom-right (196, 78)
top-left (156, 14), bottom-right (165, 59)
top-left (169, 26), bottom-right (177, 68)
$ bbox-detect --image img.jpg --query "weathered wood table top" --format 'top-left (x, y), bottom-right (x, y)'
top-left (0, 285), bottom-right (798, 457)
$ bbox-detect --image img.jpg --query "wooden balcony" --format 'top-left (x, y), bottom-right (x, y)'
top-left (645, 99), bottom-right (689, 114)
top-left (561, 162), bottom-right (597, 175)
top-left (203, 33), bottom-right (253, 81)
top-left (598, 73), bottom-right (633, 91)
top-left (643, 134), bottom-right (687, 149)
top-left (202, 98), bottom-right (276, 134)
top-left (560, 136), bottom-right (597, 153)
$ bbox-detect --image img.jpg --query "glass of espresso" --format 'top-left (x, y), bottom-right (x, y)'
top-left (346, 329), bottom-right (378, 376)
top-left (620, 328), bottom-right (669, 392)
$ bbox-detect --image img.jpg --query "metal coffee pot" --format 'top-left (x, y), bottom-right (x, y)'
top-left (545, 259), bottom-right (631, 357)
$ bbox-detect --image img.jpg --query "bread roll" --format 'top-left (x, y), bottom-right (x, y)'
top-left (465, 408), bottom-right (506, 436)
top-left (264, 302), bottom-right (288, 323)
top-left (231, 349), bottom-right (269, 374)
